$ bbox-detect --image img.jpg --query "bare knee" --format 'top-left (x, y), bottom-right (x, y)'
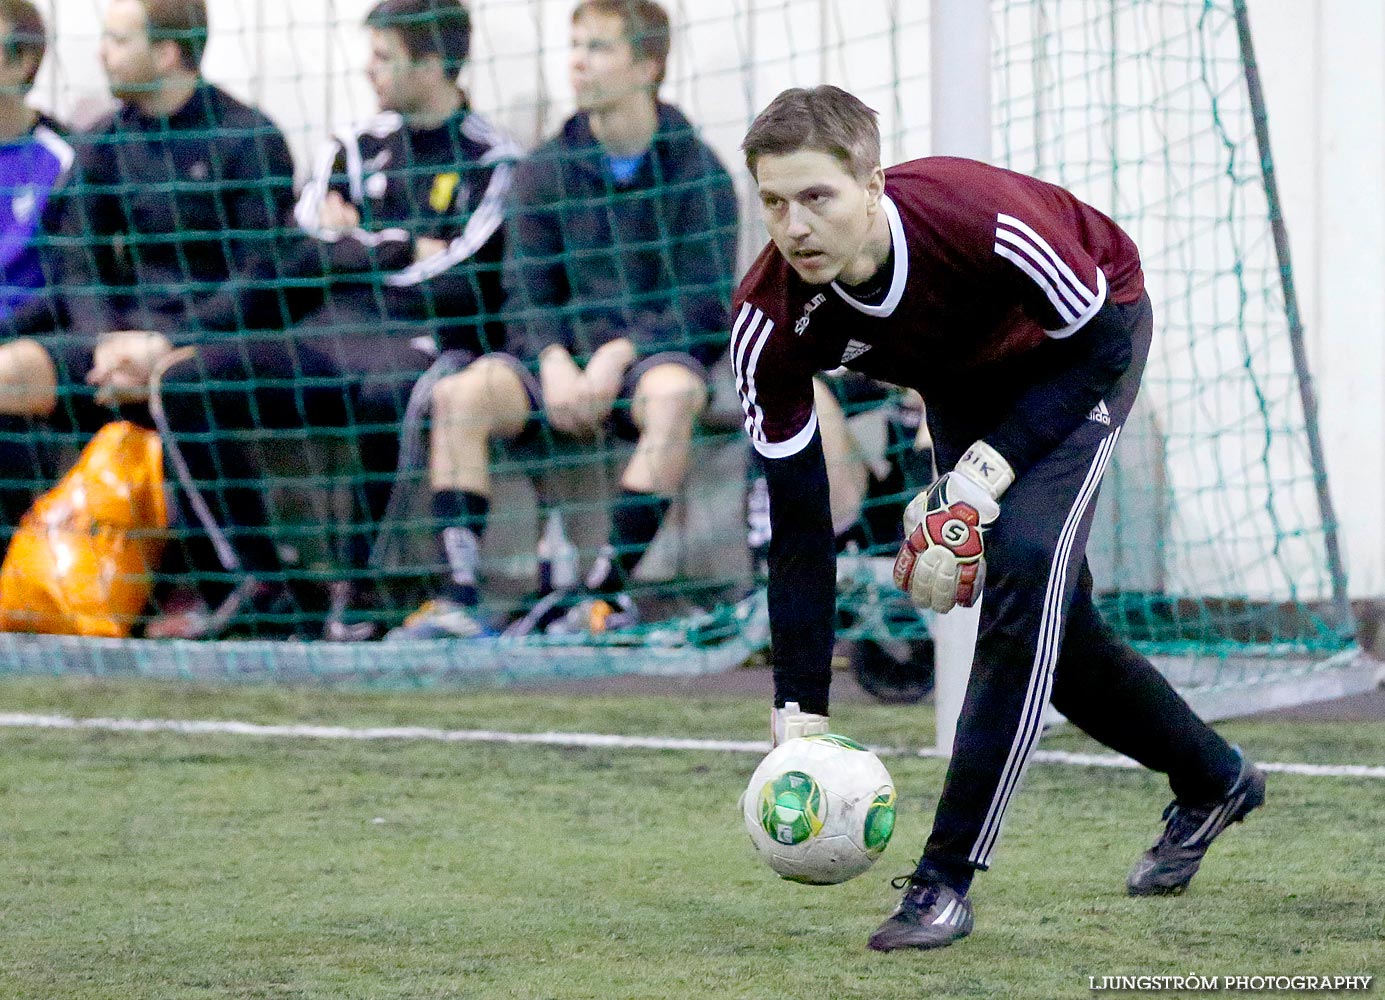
top-left (631, 363), bottom-right (707, 432)
top-left (0, 338), bottom-right (57, 417)
top-left (431, 357), bottom-right (529, 440)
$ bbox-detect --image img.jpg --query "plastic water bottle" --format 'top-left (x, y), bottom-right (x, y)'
top-left (537, 510), bottom-right (579, 595)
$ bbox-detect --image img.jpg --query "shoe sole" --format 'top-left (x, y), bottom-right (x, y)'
top-left (867, 927), bottom-right (971, 952)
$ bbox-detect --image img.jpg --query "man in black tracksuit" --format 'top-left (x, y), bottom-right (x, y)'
top-left (0, 0), bottom-right (295, 575)
top-left (389, 0), bottom-right (738, 640)
top-left (150, 0), bottom-right (516, 639)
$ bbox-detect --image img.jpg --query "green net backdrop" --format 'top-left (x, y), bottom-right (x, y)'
top-left (0, 1), bottom-right (1360, 699)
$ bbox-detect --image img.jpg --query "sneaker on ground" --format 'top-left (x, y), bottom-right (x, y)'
top-left (385, 599), bottom-right (494, 640)
top-left (543, 592), bottom-right (639, 636)
top-left (867, 878), bottom-right (974, 952)
top-left (1126, 749), bottom-right (1267, 897)
top-left (499, 585), bottom-right (578, 638)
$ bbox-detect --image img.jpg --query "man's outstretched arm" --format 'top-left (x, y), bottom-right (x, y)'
top-left (760, 426), bottom-right (836, 717)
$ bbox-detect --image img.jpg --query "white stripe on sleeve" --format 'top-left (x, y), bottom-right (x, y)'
top-left (384, 161), bottom-right (513, 287)
top-left (294, 139), bottom-right (345, 238)
top-left (731, 303), bottom-right (816, 458)
top-left (995, 212), bottom-right (1108, 336)
top-left (753, 410), bottom-right (818, 459)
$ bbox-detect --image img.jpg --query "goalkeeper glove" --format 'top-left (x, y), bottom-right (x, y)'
top-left (892, 440), bottom-right (1011, 614)
top-left (771, 701), bottom-right (829, 747)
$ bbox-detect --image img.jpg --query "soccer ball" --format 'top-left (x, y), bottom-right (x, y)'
top-left (742, 733), bottom-right (896, 885)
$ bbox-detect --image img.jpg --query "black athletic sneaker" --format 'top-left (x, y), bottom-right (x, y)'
top-left (867, 878), bottom-right (974, 951)
top-left (1127, 752), bottom-right (1267, 897)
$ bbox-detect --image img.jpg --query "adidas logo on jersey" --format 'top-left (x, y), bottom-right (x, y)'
top-left (1087, 399), bottom-right (1111, 425)
top-left (840, 339), bottom-right (872, 365)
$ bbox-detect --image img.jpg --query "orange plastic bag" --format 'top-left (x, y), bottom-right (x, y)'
top-left (0, 421), bottom-right (167, 637)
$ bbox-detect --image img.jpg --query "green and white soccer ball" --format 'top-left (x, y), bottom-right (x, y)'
top-left (742, 734), bottom-right (896, 885)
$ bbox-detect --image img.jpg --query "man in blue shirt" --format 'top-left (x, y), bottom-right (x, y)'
top-left (0, 0), bottom-right (74, 543)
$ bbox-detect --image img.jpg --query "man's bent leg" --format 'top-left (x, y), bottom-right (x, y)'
top-left (156, 341), bottom-right (325, 583)
top-left (1052, 566), bottom-right (1260, 896)
top-left (622, 361), bottom-right (708, 495)
top-left (0, 340), bottom-right (57, 537)
top-left (387, 355), bottom-right (531, 639)
top-left (430, 356), bottom-right (531, 497)
top-left (1051, 568), bottom-right (1241, 804)
top-left (590, 361), bottom-right (708, 596)
top-left (913, 293), bottom-right (1157, 891)
top-left (321, 325), bottom-right (436, 574)
top-left (0, 338), bottom-right (109, 541)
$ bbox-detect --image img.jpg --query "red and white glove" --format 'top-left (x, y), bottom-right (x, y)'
top-left (892, 441), bottom-right (1012, 614)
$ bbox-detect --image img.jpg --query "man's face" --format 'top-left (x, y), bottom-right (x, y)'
top-left (569, 11), bottom-right (654, 113)
top-left (0, 17), bottom-right (34, 99)
top-left (755, 149), bottom-right (881, 285)
top-left (366, 27), bottom-right (439, 116)
top-left (366, 29), bottom-right (421, 114)
top-left (101, 0), bottom-right (161, 101)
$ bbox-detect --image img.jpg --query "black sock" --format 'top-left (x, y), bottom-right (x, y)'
top-left (914, 857), bottom-right (974, 896)
top-left (433, 489), bottom-right (489, 606)
top-left (588, 490), bottom-right (670, 593)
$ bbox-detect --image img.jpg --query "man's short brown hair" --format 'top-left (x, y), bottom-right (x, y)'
top-left (366, 0), bottom-right (471, 76)
top-left (742, 85), bottom-right (881, 181)
top-left (141, 0), bottom-right (208, 72)
top-left (573, 0), bottom-right (670, 87)
top-left (0, 0), bottom-right (44, 91)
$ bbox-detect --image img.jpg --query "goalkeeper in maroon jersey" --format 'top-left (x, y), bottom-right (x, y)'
top-left (734, 85), bottom-right (1266, 951)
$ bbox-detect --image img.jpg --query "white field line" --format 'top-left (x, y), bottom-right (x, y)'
top-left (0, 712), bottom-right (1382, 780)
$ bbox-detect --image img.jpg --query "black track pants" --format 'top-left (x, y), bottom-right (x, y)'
top-left (922, 294), bottom-right (1242, 874)
top-left (156, 302), bottom-right (436, 576)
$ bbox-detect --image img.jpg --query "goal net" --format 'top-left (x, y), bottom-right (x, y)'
top-left (0, 0), bottom-right (1366, 714)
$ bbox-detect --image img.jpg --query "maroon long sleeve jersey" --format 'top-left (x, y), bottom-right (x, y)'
top-left (732, 156), bottom-right (1144, 464)
top-left (733, 156), bottom-right (1146, 708)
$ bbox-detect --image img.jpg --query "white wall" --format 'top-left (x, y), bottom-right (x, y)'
top-left (26, 0), bottom-right (1385, 597)
top-left (1248, 0), bottom-right (1385, 596)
